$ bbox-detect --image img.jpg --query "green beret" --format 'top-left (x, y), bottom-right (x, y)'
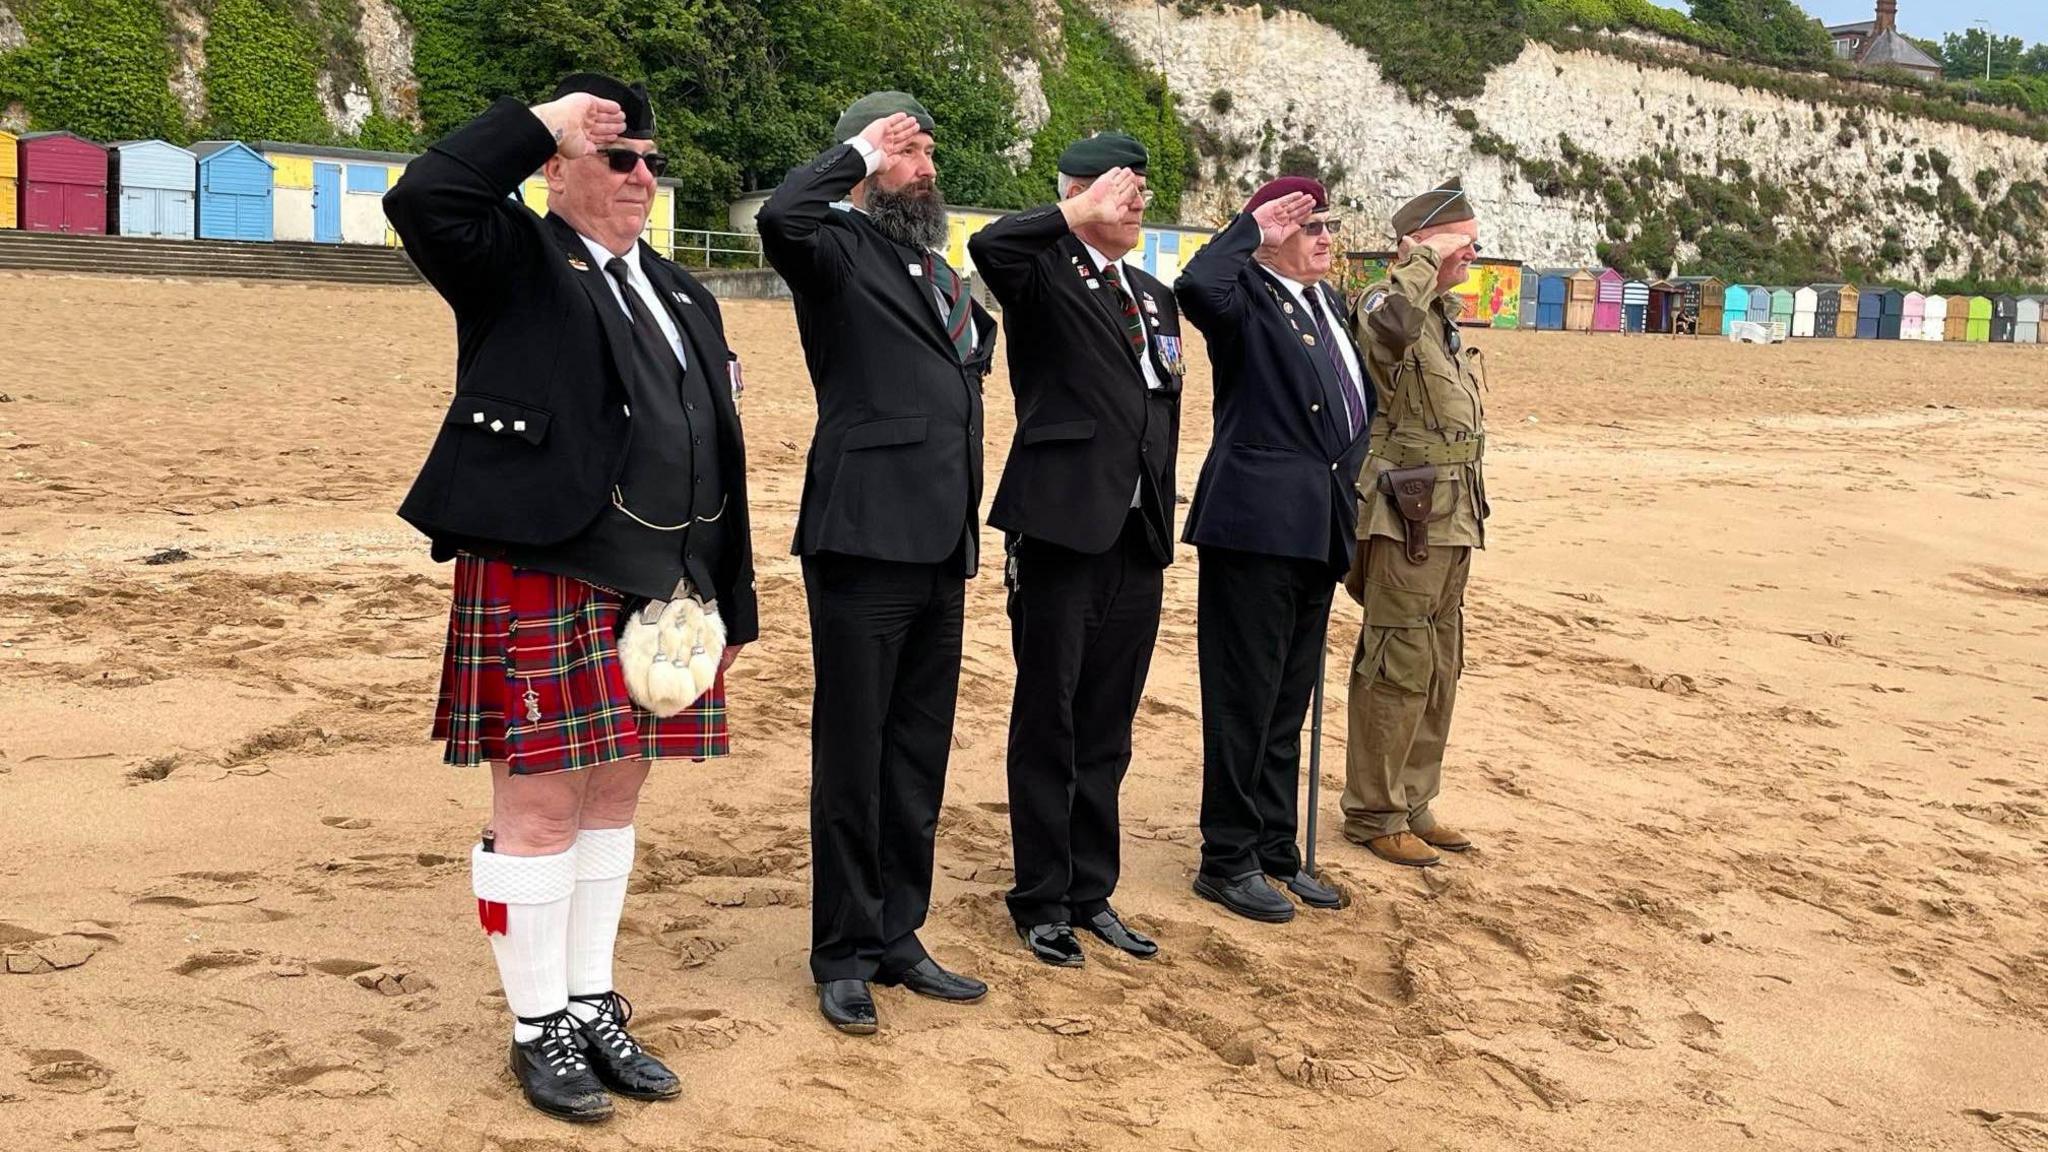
top-left (1392, 176), bottom-right (1473, 235)
top-left (834, 91), bottom-right (935, 144)
top-left (1056, 131), bottom-right (1148, 178)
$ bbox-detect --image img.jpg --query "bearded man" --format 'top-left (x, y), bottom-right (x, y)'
top-left (758, 92), bottom-right (998, 1035)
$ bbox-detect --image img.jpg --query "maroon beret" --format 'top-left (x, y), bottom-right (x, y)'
top-left (1245, 176), bottom-right (1328, 215)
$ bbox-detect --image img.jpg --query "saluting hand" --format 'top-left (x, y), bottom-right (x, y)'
top-left (531, 92), bottom-right (626, 159)
top-left (1064, 166), bottom-right (1140, 228)
top-left (1252, 191), bottom-right (1317, 247)
top-left (859, 113), bottom-right (925, 160)
top-left (1400, 231), bottom-right (1474, 263)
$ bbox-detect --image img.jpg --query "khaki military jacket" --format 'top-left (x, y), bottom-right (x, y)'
top-left (1349, 247), bottom-right (1488, 549)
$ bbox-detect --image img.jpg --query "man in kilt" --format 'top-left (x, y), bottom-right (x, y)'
top-left (384, 73), bottom-right (756, 1123)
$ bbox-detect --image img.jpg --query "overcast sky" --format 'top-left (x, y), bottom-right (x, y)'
top-left (1648, 1), bottom-right (2048, 43)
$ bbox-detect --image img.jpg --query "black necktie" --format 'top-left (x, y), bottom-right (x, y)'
top-left (1304, 289), bottom-right (1364, 436)
top-left (606, 257), bottom-right (684, 377)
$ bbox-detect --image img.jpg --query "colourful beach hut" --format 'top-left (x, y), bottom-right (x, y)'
top-left (1793, 286), bottom-right (1819, 337)
top-left (107, 139), bottom-right (197, 239)
top-left (1854, 287), bottom-right (1882, 338)
top-left (1766, 287), bottom-right (1795, 340)
top-left (0, 130), bottom-right (16, 229)
top-left (2016, 297), bottom-right (2042, 344)
top-left (1991, 295), bottom-right (2018, 343)
top-left (192, 142), bottom-right (275, 242)
top-left (1721, 284), bottom-right (1754, 334)
top-left (1876, 289), bottom-right (1904, 339)
top-left (1621, 279), bottom-right (1649, 332)
top-left (1565, 270), bottom-right (1597, 332)
top-left (1535, 269), bottom-right (1568, 330)
top-left (1833, 285), bottom-right (1860, 338)
top-left (17, 131), bottom-right (108, 234)
top-left (1966, 296), bottom-right (1992, 342)
top-left (255, 141), bottom-right (417, 245)
top-left (1593, 268), bottom-right (1625, 332)
top-left (1695, 277), bottom-right (1726, 336)
top-left (1646, 280), bottom-right (1682, 333)
top-left (1902, 292), bottom-right (1926, 340)
top-left (1812, 285), bottom-right (1843, 337)
top-left (1923, 293), bottom-right (1950, 341)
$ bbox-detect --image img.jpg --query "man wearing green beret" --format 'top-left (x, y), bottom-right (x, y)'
top-left (1341, 177), bottom-right (1488, 869)
top-left (968, 132), bottom-right (1186, 967)
top-left (759, 91), bottom-right (997, 1035)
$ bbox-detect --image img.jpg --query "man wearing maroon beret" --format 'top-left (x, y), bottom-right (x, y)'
top-left (1173, 177), bottom-right (1372, 923)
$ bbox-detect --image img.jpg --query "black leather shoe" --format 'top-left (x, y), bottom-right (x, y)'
top-left (875, 957), bottom-right (987, 1002)
top-left (1082, 909), bottom-right (1158, 958)
top-left (818, 979), bottom-right (878, 1035)
top-left (510, 1010), bottom-right (614, 1123)
top-left (1274, 870), bottom-right (1342, 909)
top-left (1192, 871), bottom-right (1295, 923)
top-left (1017, 922), bottom-right (1085, 967)
top-left (570, 991), bottom-right (681, 1101)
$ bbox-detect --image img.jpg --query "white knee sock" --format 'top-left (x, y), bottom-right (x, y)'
top-left (565, 826), bottom-right (635, 1020)
top-left (471, 843), bottom-right (575, 1043)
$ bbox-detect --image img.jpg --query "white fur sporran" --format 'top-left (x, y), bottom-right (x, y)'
top-left (617, 583), bottom-right (725, 718)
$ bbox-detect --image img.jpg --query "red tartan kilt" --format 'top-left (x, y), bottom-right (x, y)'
top-left (432, 555), bottom-right (728, 775)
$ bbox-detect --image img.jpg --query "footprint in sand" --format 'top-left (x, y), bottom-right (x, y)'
top-left (321, 816), bottom-right (373, 830)
top-left (131, 893), bottom-right (291, 923)
top-left (25, 1049), bottom-right (111, 1093)
top-left (174, 949), bottom-right (268, 978)
top-left (2, 922), bottom-right (114, 975)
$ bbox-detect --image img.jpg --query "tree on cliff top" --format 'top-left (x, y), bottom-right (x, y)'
top-left (1687, 0), bottom-right (1830, 65)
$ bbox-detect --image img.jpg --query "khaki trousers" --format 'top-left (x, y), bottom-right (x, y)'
top-left (1341, 537), bottom-right (1469, 840)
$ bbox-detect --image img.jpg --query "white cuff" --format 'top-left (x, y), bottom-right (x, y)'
top-left (846, 136), bottom-right (884, 177)
top-left (471, 844), bottom-right (576, 904)
top-left (573, 826), bottom-right (636, 881)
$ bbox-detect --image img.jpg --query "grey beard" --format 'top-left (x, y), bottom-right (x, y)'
top-left (867, 183), bottom-right (948, 252)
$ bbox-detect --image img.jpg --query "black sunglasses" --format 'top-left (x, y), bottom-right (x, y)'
top-left (600, 148), bottom-right (669, 178)
top-left (1301, 219), bottom-right (1343, 237)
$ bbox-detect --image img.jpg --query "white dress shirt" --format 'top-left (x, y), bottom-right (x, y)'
top-left (579, 231), bottom-right (687, 372)
top-left (846, 135), bottom-right (980, 351)
top-left (1263, 265), bottom-right (1366, 435)
top-left (1082, 241), bottom-right (1165, 509)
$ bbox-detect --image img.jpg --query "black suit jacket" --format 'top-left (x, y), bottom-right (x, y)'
top-left (1174, 212), bottom-right (1373, 575)
top-left (383, 97), bottom-right (759, 643)
top-left (757, 144), bottom-right (997, 576)
top-left (970, 205), bottom-right (1182, 561)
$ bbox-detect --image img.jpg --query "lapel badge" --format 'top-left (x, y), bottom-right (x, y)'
top-left (567, 256), bottom-right (590, 271)
top-left (1143, 296), bottom-right (1159, 314)
top-left (1086, 279), bottom-right (1100, 290)
top-left (672, 289), bottom-right (692, 306)
top-left (1283, 301), bottom-right (1295, 314)
top-left (1302, 332), bottom-right (1318, 347)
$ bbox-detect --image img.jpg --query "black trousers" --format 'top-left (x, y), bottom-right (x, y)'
top-left (803, 551), bottom-right (964, 983)
top-left (1195, 545), bottom-right (1335, 881)
top-left (1004, 514), bottom-right (1166, 928)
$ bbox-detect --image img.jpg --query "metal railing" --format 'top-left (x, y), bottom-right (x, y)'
top-left (661, 229), bottom-right (766, 269)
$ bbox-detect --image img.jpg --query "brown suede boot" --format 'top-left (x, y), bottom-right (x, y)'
top-left (1365, 832), bottom-right (1441, 868)
top-left (1414, 825), bottom-right (1473, 853)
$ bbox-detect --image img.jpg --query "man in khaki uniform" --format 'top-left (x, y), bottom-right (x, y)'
top-left (1342, 178), bottom-right (1487, 868)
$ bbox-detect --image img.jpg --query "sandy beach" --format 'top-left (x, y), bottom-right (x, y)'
top-left (2, 270), bottom-right (2045, 1151)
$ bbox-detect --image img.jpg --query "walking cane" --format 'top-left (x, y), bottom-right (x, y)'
top-left (1305, 642), bottom-right (1326, 878)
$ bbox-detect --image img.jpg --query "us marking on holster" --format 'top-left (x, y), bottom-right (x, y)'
top-left (1378, 465), bottom-right (1437, 565)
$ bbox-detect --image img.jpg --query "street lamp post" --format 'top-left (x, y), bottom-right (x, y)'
top-left (1973, 19), bottom-right (1992, 82)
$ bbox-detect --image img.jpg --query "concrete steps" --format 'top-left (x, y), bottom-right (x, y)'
top-left (0, 229), bottom-right (423, 286)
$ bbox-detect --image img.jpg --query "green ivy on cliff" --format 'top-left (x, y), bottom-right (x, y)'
top-left (202, 0), bottom-right (333, 142)
top-left (0, 0), bottom-right (184, 141)
top-left (1024, 0), bottom-right (1194, 221)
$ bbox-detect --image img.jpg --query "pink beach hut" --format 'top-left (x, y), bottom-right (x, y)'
top-left (1901, 291), bottom-right (1926, 340)
top-left (1592, 268), bottom-right (1625, 333)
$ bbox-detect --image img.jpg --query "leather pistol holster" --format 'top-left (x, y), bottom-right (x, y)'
top-left (1377, 465), bottom-right (1436, 565)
